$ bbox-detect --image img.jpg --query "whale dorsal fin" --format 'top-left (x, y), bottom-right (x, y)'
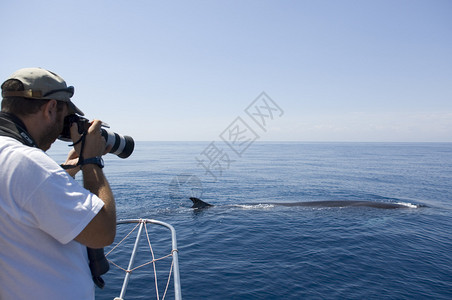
top-left (189, 197), bottom-right (213, 209)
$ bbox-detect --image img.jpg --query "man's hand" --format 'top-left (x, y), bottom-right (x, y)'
top-left (70, 120), bottom-right (106, 159)
top-left (62, 149), bottom-right (81, 177)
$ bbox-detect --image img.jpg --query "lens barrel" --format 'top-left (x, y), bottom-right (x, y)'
top-left (60, 114), bottom-right (135, 159)
top-left (101, 129), bottom-right (135, 159)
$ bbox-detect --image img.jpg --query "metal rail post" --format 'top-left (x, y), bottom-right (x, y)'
top-left (117, 220), bottom-right (144, 299)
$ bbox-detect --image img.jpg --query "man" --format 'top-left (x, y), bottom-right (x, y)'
top-left (0, 67), bottom-right (116, 299)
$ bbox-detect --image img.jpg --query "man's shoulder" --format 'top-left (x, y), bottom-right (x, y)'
top-left (0, 136), bottom-right (35, 151)
top-left (0, 137), bottom-right (61, 176)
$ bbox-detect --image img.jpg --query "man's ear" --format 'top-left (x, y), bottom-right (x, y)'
top-left (41, 99), bottom-right (58, 121)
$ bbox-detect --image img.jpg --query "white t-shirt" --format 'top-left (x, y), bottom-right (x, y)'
top-left (0, 136), bottom-right (105, 299)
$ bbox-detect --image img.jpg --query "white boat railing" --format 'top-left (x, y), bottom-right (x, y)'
top-left (108, 218), bottom-right (181, 300)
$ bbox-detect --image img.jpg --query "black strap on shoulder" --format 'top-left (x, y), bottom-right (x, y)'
top-left (0, 112), bottom-right (37, 147)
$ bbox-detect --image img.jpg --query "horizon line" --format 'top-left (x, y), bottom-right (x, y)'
top-left (132, 140), bottom-right (452, 143)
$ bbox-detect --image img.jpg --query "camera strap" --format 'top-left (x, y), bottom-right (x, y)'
top-left (0, 112), bottom-right (109, 289)
top-left (0, 112), bottom-right (37, 147)
top-left (75, 133), bottom-right (87, 165)
top-left (69, 130), bottom-right (90, 168)
top-left (60, 134), bottom-right (86, 170)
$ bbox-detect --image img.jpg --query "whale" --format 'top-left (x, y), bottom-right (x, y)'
top-left (189, 197), bottom-right (423, 209)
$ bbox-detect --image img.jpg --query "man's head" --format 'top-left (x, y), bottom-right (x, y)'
top-left (1, 68), bottom-right (84, 151)
top-left (1, 67), bottom-right (83, 116)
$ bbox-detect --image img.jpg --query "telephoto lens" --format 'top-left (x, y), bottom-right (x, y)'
top-left (59, 114), bottom-right (135, 159)
top-left (101, 129), bottom-right (134, 158)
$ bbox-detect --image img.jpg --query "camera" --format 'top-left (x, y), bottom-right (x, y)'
top-left (59, 114), bottom-right (135, 159)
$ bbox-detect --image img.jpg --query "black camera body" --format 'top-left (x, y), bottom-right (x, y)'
top-left (60, 114), bottom-right (89, 137)
top-left (59, 114), bottom-right (134, 159)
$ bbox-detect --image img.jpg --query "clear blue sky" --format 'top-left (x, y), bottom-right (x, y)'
top-left (1, 0), bottom-right (451, 142)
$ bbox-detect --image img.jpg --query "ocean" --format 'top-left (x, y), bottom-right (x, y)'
top-left (48, 142), bottom-right (452, 299)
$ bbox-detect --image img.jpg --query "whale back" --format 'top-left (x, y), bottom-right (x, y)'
top-left (270, 200), bottom-right (410, 209)
top-left (190, 197), bottom-right (213, 209)
top-left (189, 198), bottom-right (423, 209)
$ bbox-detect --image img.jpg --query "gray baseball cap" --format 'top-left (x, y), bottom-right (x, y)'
top-left (1, 67), bottom-right (84, 116)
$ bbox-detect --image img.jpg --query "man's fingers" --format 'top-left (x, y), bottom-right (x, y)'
top-left (88, 120), bottom-right (102, 134)
top-left (70, 123), bottom-right (80, 140)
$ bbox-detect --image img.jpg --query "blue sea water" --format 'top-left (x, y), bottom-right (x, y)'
top-left (48, 142), bottom-right (452, 299)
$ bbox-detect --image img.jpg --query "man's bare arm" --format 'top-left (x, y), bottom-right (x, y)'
top-left (74, 164), bottom-right (116, 248)
top-left (71, 120), bottom-right (116, 248)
